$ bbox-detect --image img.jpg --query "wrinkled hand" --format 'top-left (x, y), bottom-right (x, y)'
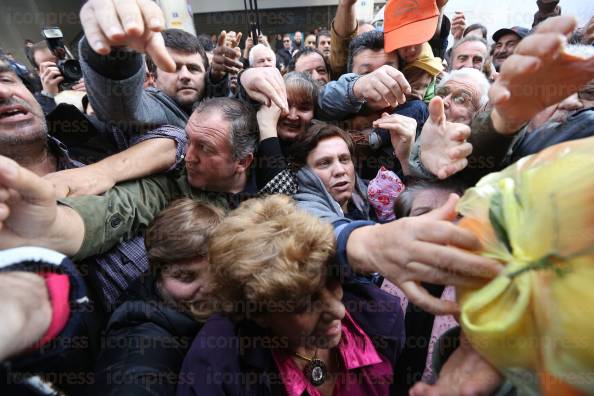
top-left (490, 16), bottom-right (594, 134)
top-left (211, 30), bottom-right (244, 82)
top-left (79, 0), bottom-right (175, 72)
top-left (39, 61), bottom-right (63, 95)
top-left (419, 97), bottom-right (473, 179)
top-left (451, 11), bottom-right (466, 40)
top-left (256, 103), bottom-right (282, 140)
top-left (240, 67), bottom-right (289, 113)
top-left (43, 166), bottom-right (116, 198)
top-left (0, 271), bottom-right (52, 361)
top-left (352, 65), bottom-right (411, 110)
top-left (409, 332), bottom-right (504, 396)
top-left (372, 112), bottom-right (416, 173)
top-left (348, 195), bottom-right (503, 314)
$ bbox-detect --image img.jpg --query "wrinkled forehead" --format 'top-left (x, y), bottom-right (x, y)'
top-left (455, 41), bottom-right (488, 56)
top-left (443, 78), bottom-right (481, 99)
top-left (187, 110), bottom-right (230, 140)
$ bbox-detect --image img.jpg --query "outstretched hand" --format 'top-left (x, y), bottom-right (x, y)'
top-left (211, 30), bottom-right (244, 82)
top-left (347, 194), bottom-right (503, 315)
top-left (240, 67), bottom-right (289, 114)
top-left (419, 97), bottom-right (473, 179)
top-left (490, 16), bottom-right (594, 134)
top-left (80, 0), bottom-right (175, 72)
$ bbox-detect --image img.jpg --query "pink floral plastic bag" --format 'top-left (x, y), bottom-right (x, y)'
top-left (367, 166), bottom-right (405, 222)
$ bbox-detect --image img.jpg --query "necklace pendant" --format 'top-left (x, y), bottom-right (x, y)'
top-left (304, 358), bottom-right (328, 387)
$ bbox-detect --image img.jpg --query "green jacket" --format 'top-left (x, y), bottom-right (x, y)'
top-left (60, 167), bottom-right (248, 261)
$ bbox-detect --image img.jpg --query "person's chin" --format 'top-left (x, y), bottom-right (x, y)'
top-left (279, 128), bottom-right (300, 141)
top-left (176, 91), bottom-right (200, 106)
top-left (186, 172), bottom-right (205, 189)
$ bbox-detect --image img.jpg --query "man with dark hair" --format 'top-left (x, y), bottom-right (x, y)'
top-left (78, 0), bottom-right (237, 133)
top-left (347, 30), bottom-right (398, 74)
top-left (288, 47), bottom-right (330, 86)
top-left (317, 30), bottom-right (332, 58)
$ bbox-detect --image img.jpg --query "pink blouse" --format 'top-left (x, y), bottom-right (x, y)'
top-left (272, 310), bottom-right (393, 396)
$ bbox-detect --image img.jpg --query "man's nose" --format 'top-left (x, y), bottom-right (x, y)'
top-left (178, 65), bottom-right (192, 80)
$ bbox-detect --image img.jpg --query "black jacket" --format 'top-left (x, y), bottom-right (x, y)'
top-left (89, 276), bottom-right (202, 396)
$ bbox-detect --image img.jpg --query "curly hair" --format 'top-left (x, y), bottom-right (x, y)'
top-left (203, 195), bottom-right (336, 321)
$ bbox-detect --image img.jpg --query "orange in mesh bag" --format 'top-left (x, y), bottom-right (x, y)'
top-left (456, 136), bottom-right (594, 395)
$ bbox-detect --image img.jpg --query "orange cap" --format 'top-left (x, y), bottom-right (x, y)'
top-left (384, 0), bottom-right (439, 53)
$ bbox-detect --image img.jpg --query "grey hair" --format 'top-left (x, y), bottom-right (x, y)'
top-left (437, 68), bottom-right (490, 108)
top-left (248, 44), bottom-right (276, 67)
top-left (193, 97), bottom-right (258, 161)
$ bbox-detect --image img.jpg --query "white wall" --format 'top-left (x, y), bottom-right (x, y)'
top-left (441, 0), bottom-right (593, 43)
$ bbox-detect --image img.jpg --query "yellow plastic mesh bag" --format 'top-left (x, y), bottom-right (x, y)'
top-left (456, 136), bottom-right (594, 394)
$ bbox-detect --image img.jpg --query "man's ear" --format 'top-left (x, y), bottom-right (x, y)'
top-left (235, 153), bottom-right (254, 174)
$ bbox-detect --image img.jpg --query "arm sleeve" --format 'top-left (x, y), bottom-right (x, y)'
top-left (129, 125), bottom-right (188, 172)
top-left (79, 38), bottom-right (180, 132)
top-left (329, 19), bottom-right (358, 77)
top-left (59, 173), bottom-right (190, 261)
top-left (317, 73), bottom-right (365, 121)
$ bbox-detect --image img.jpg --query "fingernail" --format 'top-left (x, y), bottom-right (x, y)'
top-left (150, 18), bottom-right (161, 28)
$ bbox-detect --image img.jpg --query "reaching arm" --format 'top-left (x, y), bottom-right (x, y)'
top-left (45, 138), bottom-right (178, 198)
top-left (330, 0), bottom-right (358, 76)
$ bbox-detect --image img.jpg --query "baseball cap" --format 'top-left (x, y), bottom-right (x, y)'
top-left (492, 26), bottom-right (530, 43)
top-left (384, 0), bottom-right (440, 53)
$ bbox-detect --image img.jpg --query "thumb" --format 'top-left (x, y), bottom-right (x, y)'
top-left (428, 96), bottom-right (446, 126)
top-left (422, 193), bottom-right (459, 222)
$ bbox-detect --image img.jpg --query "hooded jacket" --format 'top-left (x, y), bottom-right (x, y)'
top-left (294, 166), bottom-right (374, 236)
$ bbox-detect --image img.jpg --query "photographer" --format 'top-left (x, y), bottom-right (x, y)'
top-left (31, 39), bottom-right (85, 115)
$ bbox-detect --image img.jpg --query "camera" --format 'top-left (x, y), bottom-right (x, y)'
top-left (41, 27), bottom-right (82, 89)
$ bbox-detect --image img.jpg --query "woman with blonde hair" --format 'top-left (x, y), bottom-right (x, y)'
top-left (178, 195), bottom-right (404, 396)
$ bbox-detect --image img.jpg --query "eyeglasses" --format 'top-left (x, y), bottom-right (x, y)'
top-left (283, 39), bottom-right (291, 43)
top-left (435, 86), bottom-right (479, 110)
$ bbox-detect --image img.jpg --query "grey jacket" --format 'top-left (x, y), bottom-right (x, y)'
top-left (294, 167), bottom-right (372, 236)
top-left (317, 73), bottom-right (365, 121)
top-left (79, 39), bottom-right (228, 133)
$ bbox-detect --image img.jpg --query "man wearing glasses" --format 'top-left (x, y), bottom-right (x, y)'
top-left (276, 34), bottom-right (294, 72)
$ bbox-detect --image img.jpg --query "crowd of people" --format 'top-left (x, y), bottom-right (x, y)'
top-left (0, 0), bottom-right (593, 394)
